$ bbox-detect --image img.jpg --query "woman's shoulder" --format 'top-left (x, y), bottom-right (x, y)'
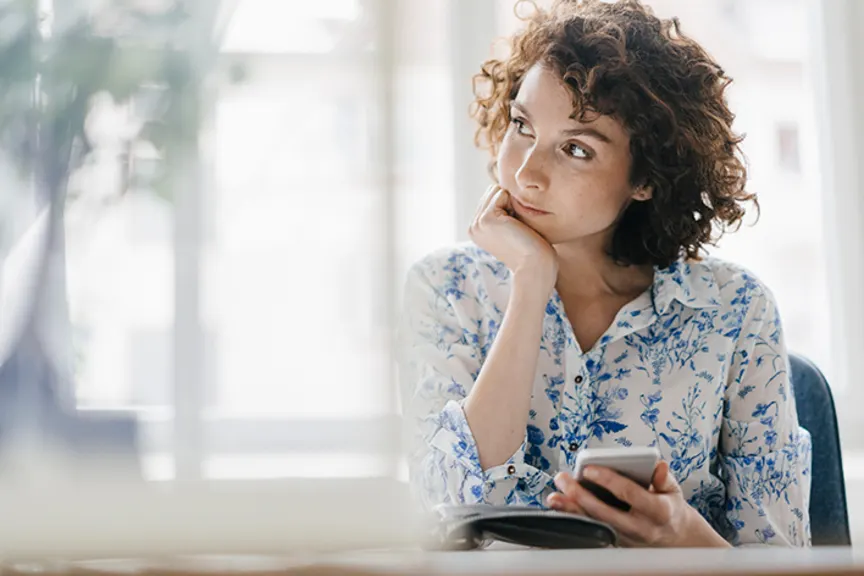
top-left (693, 255), bottom-right (779, 311)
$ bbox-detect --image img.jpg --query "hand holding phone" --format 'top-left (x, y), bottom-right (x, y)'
top-left (573, 447), bottom-right (661, 512)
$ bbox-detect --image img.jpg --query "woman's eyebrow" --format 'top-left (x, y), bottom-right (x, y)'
top-left (510, 101), bottom-right (613, 144)
top-left (509, 100), bottom-right (532, 118)
top-left (560, 126), bottom-right (612, 144)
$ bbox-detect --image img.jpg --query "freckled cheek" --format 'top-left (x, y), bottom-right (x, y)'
top-left (574, 191), bottom-right (635, 231)
top-left (556, 183), bottom-right (622, 222)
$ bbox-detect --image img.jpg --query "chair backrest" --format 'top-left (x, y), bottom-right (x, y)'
top-left (789, 353), bottom-right (851, 546)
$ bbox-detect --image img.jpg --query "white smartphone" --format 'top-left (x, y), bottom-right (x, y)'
top-left (573, 447), bottom-right (661, 511)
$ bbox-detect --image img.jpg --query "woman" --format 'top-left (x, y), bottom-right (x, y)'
top-left (400, 0), bottom-right (810, 547)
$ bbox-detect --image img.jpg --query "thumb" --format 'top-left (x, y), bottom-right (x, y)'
top-left (492, 188), bottom-right (511, 213)
top-left (651, 460), bottom-right (679, 494)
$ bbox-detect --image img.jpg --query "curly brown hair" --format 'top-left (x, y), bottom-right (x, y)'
top-left (472, 0), bottom-right (755, 268)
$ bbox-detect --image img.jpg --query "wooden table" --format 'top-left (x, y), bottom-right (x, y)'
top-left (10, 547), bottom-right (859, 576)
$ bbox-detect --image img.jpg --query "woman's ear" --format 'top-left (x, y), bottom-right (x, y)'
top-left (632, 184), bottom-right (653, 201)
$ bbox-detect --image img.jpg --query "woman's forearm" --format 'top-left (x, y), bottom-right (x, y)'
top-left (463, 275), bottom-right (550, 470)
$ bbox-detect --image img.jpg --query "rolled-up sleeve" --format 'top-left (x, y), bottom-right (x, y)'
top-left (721, 286), bottom-right (812, 546)
top-left (398, 263), bottom-right (550, 511)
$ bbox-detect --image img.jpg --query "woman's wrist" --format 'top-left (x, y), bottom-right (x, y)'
top-left (682, 507), bottom-right (732, 548)
top-left (511, 262), bottom-right (557, 303)
top-left (510, 276), bottom-right (554, 313)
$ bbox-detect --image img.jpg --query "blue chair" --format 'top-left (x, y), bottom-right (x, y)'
top-left (789, 353), bottom-right (851, 546)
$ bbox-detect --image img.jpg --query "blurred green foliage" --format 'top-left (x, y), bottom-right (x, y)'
top-left (0, 0), bottom-right (213, 204)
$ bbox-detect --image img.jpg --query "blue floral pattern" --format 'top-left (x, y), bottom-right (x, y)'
top-left (400, 243), bottom-right (811, 547)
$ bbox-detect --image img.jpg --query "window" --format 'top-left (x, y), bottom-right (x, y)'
top-left (777, 123), bottom-right (802, 173)
top-left (64, 0), bottom-right (449, 481)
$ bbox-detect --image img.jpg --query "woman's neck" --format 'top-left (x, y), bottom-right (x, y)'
top-left (553, 239), bottom-right (654, 301)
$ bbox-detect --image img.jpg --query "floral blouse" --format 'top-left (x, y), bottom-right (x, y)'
top-left (399, 243), bottom-right (811, 547)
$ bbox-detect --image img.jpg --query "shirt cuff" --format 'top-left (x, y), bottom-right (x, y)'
top-left (427, 400), bottom-right (552, 506)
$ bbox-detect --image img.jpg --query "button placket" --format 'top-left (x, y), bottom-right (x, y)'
top-left (566, 359), bottom-right (587, 459)
top-left (558, 353), bottom-right (586, 470)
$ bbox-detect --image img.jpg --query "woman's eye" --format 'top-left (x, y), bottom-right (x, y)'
top-left (511, 117), bottom-right (531, 136)
top-left (565, 142), bottom-right (590, 159)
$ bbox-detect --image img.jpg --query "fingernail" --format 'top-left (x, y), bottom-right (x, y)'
top-left (583, 467), bottom-right (599, 481)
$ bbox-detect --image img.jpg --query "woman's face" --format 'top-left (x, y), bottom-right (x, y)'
top-left (497, 63), bottom-right (650, 246)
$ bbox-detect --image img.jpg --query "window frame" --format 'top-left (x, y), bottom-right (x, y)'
top-left (67, 0), bottom-right (412, 480)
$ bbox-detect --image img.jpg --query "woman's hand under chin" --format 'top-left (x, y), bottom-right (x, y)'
top-left (469, 185), bottom-right (558, 297)
top-left (547, 460), bottom-right (732, 548)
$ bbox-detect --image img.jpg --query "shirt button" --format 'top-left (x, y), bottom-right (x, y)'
top-left (574, 375), bottom-right (584, 384)
top-left (507, 464), bottom-right (516, 475)
top-left (569, 442), bottom-right (579, 451)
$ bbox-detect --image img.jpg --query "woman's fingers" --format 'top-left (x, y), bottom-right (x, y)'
top-left (548, 474), bottom-right (588, 515)
top-left (486, 187), bottom-right (514, 219)
top-left (471, 186), bottom-right (518, 238)
top-left (649, 460), bottom-right (679, 495)
top-left (581, 466), bottom-right (668, 522)
top-left (566, 474), bottom-right (657, 544)
top-left (546, 491), bottom-right (586, 515)
top-left (474, 184), bottom-right (500, 220)
top-left (552, 469), bottom-right (668, 546)
top-left (551, 465), bottom-right (709, 548)
top-left (553, 472), bottom-right (580, 499)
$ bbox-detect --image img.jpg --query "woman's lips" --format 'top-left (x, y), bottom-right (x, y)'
top-left (512, 196), bottom-right (551, 216)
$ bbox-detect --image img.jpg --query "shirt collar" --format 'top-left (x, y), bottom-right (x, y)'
top-left (651, 258), bottom-right (722, 315)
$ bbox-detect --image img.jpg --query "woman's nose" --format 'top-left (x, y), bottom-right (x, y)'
top-left (515, 147), bottom-right (549, 192)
